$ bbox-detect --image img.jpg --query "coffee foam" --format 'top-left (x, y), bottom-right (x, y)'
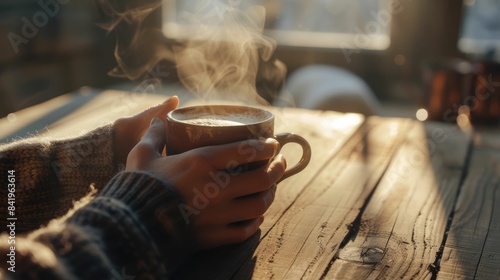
top-left (179, 113), bottom-right (263, 126)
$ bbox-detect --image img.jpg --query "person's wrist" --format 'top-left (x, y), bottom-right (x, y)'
top-left (98, 171), bottom-right (197, 264)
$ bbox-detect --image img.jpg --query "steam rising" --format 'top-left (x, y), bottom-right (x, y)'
top-left (97, 0), bottom-right (286, 105)
top-left (173, 1), bottom-right (286, 104)
top-left (97, 0), bottom-right (176, 81)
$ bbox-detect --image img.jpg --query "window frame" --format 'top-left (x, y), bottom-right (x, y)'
top-left (161, 0), bottom-right (466, 100)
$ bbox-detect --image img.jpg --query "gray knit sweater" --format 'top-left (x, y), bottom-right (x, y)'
top-left (0, 125), bottom-right (194, 279)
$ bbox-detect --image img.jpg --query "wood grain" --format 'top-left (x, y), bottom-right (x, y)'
top-left (0, 89), bottom-right (194, 141)
top-left (438, 132), bottom-right (500, 280)
top-left (4, 90), bottom-right (499, 279)
top-left (228, 117), bottom-right (410, 280)
top-left (325, 121), bottom-right (471, 279)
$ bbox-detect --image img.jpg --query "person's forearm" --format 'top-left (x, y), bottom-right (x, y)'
top-left (0, 125), bottom-right (119, 233)
top-left (0, 171), bottom-right (195, 279)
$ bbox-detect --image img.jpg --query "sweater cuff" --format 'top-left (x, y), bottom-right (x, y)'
top-left (97, 171), bottom-right (197, 267)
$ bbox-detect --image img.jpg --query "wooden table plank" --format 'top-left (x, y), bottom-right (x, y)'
top-left (6, 90), bottom-right (499, 279)
top-left (0, 91), bottom-right (91, 142)
top-left (265, 109), bottom-right (365, 229)
top-left (0, 89), bottom-right (196, 141)
top-left (226, 117), bottom-right (411, 280)
top-left (174, 110), bottom-right (366, 279)
top-left (438, 132), bottom-right (500, 280)
top-left (325, 121), bottom-right (471, 279)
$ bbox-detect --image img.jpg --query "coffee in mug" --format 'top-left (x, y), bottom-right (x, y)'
top-left (166, 105), bottom-right (311, 181)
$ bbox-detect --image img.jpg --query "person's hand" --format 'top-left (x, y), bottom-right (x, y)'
top-left (113, 96), bottom-right (179, 165)
top-left (126, 117), bottom-right (287, 249)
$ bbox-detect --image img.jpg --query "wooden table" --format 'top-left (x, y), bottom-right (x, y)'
top-left (1, 89), bottom-right (499, 279)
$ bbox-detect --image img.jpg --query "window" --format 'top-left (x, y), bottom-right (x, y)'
top-left (459, 0), bottom-right (500, 61)
top-left (162, 0), bottom-right (392, 50)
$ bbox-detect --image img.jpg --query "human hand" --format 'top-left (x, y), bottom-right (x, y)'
top-left (113, 96), bottom-right (179, 165)
top-left (126, 117), bottom-right (286, 249)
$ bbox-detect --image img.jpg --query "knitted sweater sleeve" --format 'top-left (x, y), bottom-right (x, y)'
top-left (0, 171), bottom-right (195, 279)
top-left (0, 125), bottom-right (118, 233)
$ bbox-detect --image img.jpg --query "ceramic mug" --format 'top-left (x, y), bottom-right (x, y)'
top-left (166, 105), bottom-right (311, 181)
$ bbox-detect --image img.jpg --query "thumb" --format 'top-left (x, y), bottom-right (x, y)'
top-left (158, 96), bottom-right (179, 119)
top-left (141, 117), bottom-right (167, 154)
top-left (142, 96), bottom-right (179, 121)
top-left (126, 118), bottom-right (166, 171)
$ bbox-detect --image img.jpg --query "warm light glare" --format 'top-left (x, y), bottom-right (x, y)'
top-left (327, 114), bottom-right (363, 134)
top-left (388, 122), bottom-right (399, 136)
top-left (7, 113), bottom-right (17, 123)
top-left (457, 114), bottom-right (471, 130)
top-left (416, 109), bottom-right (428, 121)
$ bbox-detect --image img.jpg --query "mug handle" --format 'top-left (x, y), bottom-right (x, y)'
top-left (274, 133), bottom-right (312, 182)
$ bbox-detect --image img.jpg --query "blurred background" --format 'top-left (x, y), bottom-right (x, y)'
top-left (1, 0), bottom-right (499, 124)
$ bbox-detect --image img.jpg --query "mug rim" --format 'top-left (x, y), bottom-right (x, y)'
top-left (166, 105), bottom-right (274, 127)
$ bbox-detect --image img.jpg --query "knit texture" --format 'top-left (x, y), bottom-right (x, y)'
top-left (0, 126), bottom-right (117, 232)
top-left (0, 126), bottom-right (194, 279)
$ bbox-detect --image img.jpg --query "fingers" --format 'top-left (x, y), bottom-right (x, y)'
top-left (141, 118), bottom-right (167, 154)
top-left (226, 185), bottom-right (276, 223)
top-left (186, 150), bottom-right (284, 249)
top-left (126, 118), bottom-right (166, 170)
top-left (196, 216), bottom-right (264, 249)
top-left (183, 153), bottom-right (285, 206)
top-left (197, 138), bottom-right (280, 170)
top-left (227, 154), bottom-right (286, 198)
top-left (192, 184), bottom-right (277, 227)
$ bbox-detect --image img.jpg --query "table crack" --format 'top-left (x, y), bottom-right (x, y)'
top-left (430, 137), bottom-right (474, 279)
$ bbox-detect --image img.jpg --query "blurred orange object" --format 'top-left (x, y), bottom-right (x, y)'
top-left (423, 59), bottom-right (500, 125)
